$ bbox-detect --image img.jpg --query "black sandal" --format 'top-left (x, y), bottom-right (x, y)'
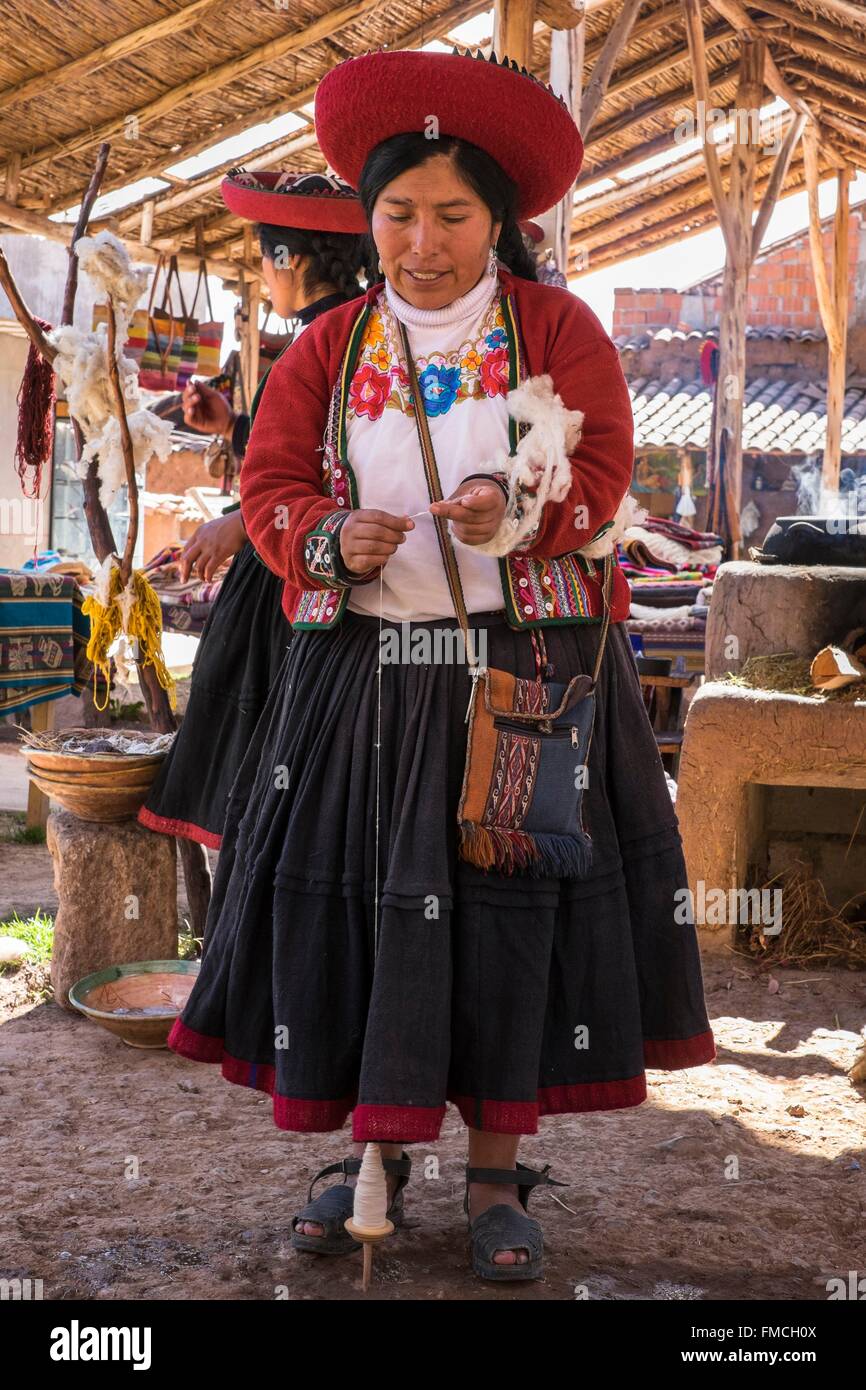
top-left (464, 1161), bottom-right (567, 1282)
top-left (291, 1152), bottom-right (412, 1256)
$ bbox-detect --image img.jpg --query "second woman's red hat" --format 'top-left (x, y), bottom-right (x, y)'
top-left (220, 169), bottom-right (368, 232)
top-left (315, 49), bottom-right (583, 220)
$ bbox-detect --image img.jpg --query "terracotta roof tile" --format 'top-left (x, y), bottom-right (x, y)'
top-left (629, 377), bottom-right (866, 456)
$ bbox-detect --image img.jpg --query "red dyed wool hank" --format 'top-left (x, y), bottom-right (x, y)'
top-left (15, 317), bottom-right (56, 498)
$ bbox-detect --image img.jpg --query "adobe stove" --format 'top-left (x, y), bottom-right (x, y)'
top-left (676, 516), bottom-right (866, 953)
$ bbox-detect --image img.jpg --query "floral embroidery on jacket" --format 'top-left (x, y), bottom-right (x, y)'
top-left (346, 290), bottom-right (508, 422)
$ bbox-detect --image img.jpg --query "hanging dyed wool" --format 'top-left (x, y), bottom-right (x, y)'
top-left (15, 315), bottom-right (56, 499)
top-left (83, 557), bottom-right (176, 713)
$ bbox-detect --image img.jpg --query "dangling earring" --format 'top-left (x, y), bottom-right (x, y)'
top-left (488, 245), bottom-right (497, 277)
top-left (377, 256), bottom-right (383, 276)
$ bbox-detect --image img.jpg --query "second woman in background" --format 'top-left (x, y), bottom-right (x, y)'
top-left (138, 170), bottom-right (368, 850)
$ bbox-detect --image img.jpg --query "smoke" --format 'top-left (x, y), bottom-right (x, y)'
top-left (791, 455), bottom-right (866, 519)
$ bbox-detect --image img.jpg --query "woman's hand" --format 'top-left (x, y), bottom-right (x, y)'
top-left (429, 481), bottom-right (506, 546)
top-left (182, 381), bottom-right (234, 435)
top-left (339, 509), bottom-right (415, 576)
top-left (179, 511), bottom-right (247, 583)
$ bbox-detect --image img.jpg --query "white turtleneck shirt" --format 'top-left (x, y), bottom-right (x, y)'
top-left (344, 270), bottom-right (511, 622)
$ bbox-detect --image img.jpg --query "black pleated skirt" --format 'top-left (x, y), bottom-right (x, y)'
top-left (168, 609), bottom-right (715, 1141)
top-left (138, 542), bottom-right (291, 847)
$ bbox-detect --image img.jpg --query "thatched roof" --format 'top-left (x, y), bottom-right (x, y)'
top-left (0, 0), bottom-right (864, 281)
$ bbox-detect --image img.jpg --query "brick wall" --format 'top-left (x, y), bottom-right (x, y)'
top-left (612, 210), bottom-right (863, 341)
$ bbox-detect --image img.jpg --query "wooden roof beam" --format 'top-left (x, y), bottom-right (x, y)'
top-left (743, 0), bottom-right (866, 54)
top-left (575, 143), bottom-right (784, 247)
top-left (783, 60), bottom-right (866, 112)
top-left (821, 111), bottom-right (866, 156)
top-left (581, 0), bottom-right (643, 134)
top-left (802, 0), bottom-right (866, 28)
top-left (772, 32), bottom-right (866, 82)
top-left (682, 0), bottom-right (735, 249)
top-left (587, 59), bottom-right (739, 147)
top-left (575, 110), bottom-right (792, 219)
top-left (751, 106), bottom-right (807, 257)
top-left (0, 196), bottom-right (239, 279)
top-left (570, 155), bottom-right (821, 269)
top-left (107, 129), bottom-right (318, 234)
top-left (604, 19), bottom-right (736, 103)
top-left (0, 0), bottom-right (224, 115)
top-left (704, 0), bottom-right (851, 167)
top-left (16, 0), bottom-right (386, 174)
top-left (40, 0), bottom-right (488, 219)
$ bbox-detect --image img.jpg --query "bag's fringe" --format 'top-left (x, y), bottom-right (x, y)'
top-left (459, 822), bottom-right (592, 879)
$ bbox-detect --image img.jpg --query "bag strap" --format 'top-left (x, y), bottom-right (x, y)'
top-left (164, 254), bottom-right (188, 319)
top-left (399, 317), bottom-right (616, 684)
top-left (191, 258), bottom-right (215, 320)
top-left (398, 319), bottom-right (478, 668)
top-left (146, 253), bottom-right (166, 316)
top-left (591, 550), bottom-right (614, 688)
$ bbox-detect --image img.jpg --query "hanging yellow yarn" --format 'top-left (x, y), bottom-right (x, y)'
top-left (82, 562), bottom-right (176, 713)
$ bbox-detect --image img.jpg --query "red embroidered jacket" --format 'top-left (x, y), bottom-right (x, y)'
top-left (240, 269), bottom-right (634, 628)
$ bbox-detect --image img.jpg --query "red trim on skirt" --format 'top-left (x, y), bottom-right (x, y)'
top-left (168, 1018), bottom-right (716, 1139)
top-left (137, 804), bottom-right (223, 849)
top-left (643, 1029), bottom-right (716, 1069)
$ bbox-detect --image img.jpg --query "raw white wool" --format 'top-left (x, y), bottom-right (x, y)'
top-left (93, 553), bottom-right (116, 607)
top-left (48, 237), bottom-right (169, 505)
top-left (75, 231), bottom-right (149, 336)
top-left (471, 374), bottom-right (583, 557)
top-left (49, 323), bottom-right (137, 437)
top-left (79, 410), bottom-right (172, 503)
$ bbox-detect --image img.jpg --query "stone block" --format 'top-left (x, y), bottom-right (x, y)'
top-left (46, 811), bottom-right (177, 1010)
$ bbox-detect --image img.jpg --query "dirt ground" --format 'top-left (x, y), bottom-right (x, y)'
top-left (1, 845), bottom-right (864, 1301)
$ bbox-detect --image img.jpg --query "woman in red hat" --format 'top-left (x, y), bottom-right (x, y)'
top-left (167, 50), bottom-right (715, 1282)
top-left (138, 171), bottom-right (368, 850)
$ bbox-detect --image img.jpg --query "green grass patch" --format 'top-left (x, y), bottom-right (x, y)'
top-left (0, 909), bottom-right (54, 968)
top-left (0, 811), bottom-right (46, 845)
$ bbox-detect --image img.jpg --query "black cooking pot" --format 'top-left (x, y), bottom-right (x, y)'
top-left (758, 515), bottom-right (866, 565)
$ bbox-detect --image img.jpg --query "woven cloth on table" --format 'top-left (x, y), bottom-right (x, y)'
top-left (622, 528), bottom-right (722, 572)
top-left (640, 516), bottom-right (723, 550)
top-left (627, 610), bottom-right (707, 675)
top-left (628, 581), bottom-right (706, 607)
top-left (0, 570), bottom-right (89, 715)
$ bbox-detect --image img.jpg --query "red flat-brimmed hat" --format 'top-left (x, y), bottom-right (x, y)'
top-left (519, 219), bottom-right (545, 244)
top-left (220, 169), bottom-right (368, 232)
top-left (315, 49), bottom-right (583, 219)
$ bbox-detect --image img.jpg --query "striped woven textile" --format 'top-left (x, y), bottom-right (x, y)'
top-left (0, 570), bottom-right (89, 715)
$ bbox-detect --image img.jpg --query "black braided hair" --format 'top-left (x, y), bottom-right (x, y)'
top-left (255, 222), bottom-right (369, 300)
top-left (358, 132), bottom-right (538, 283)
top-left (495, 217), bottom-right (539, 282)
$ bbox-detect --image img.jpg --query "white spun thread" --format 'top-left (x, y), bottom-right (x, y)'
top-left (373, 567), bottom-right (383, 958)
top-left (353, 1141), bottom-right (389, 1231)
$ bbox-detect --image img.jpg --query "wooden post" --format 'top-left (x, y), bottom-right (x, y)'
top-left (827, 166), bottom-right (852, 494)
top-left (238, 226), bottom-right (261, 410)
top-left (140, 200), bottom-right (154, 246)
top-left (683, 0), bottom-right (777, 553)
top-left (581, 0), bottom-right (643, 135)
top-left (713, 36), bottom-right (765, 551)
top-left (25, 700), bottom-right (54, 830)
top-left (804, 131), bottom-right (852, 497)
top-left (545, 17), bottom-right (585, 274)
top-left (493, 0), bottom-right (536, 63)
top-left (5, 152), bottom-right (21, 205)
